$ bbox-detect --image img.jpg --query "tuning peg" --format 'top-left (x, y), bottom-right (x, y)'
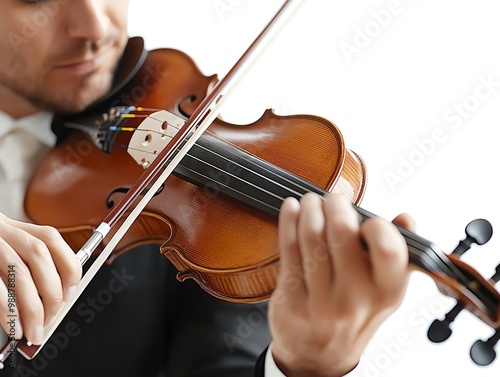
top-left (427, 303), bottom-right (463, 343)
top-left (490, 263), bottom-right (500, 284)
top-left (451, 219), bottom-right (493, 257)
top-left (437, 218), bottom-right (494, 335)
top-left (470, 328), bottom-right (500, 366)
top-left (467, 263), bottom-right (500, 366)
top-left (428, 261), bottom-right (500, 344)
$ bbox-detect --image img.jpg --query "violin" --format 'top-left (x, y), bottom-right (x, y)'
top-left (1, 1), bottom-right (499, 370)
top-left (25, 35), bottom-right (367, 302)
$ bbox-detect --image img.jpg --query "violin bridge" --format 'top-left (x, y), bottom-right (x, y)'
top-left (127, 110), bottom-right (186, 168)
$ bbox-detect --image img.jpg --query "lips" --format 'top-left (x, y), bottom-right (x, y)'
top-left (54, 51), bottom-right (108, 75)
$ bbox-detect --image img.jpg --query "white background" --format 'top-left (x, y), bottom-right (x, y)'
top-left (129, 1), bottom-right (500, 376)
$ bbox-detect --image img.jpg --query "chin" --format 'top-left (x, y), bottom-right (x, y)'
top-left (51, 72), bottom-right (114, 114)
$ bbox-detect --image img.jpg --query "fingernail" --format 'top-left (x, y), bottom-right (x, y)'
top-left (32, 326), bottom-right (44, 345)
top-left (64, 285), bottom-right (78, 302)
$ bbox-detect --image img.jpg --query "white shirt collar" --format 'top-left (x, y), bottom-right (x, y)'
top-left (0, 111), bottom-right (56, 147)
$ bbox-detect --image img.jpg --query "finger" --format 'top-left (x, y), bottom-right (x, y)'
top-left (392, 213), bottom-right (416, 232)
top-left (4, 217), bottom-right (81, 299)
top-left (323, 193), bottom-right (366, 281)
top-left (18, 223), bottom-right (81, 301)
top-left (0, 238), bottom-right (44, 345)
top-left (391, 213), bottom-right (420, 272)
top-left (296, 193), bottom-right (333, 306)
top-left (360, 218), bottom-right (409, 303)
top-left (0, 226), bottom-right (64, 327)
top-left (274, 197), bottom-right (306, 308)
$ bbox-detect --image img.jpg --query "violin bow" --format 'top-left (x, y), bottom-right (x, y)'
top-left (0, 0), bottom-right (305, 367)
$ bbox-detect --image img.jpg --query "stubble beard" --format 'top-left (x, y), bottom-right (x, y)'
top-left (0, 35), bottom-right (125, 115)
top-left (0, 66), bottom-right (115, 115)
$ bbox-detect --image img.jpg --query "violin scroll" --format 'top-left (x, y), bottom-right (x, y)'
top-left (425, 218), bottom-right (500, 365)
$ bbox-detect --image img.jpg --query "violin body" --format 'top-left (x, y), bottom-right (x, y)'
top-left (25, 43), bottom-right (366, 303)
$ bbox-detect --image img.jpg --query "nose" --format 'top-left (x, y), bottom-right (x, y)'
top-left (65, 0), bottom-right (109, 41)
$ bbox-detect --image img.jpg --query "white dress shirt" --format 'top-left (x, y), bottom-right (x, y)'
top-left (0, 111), bottom-right (357, 377)
top-left (265, 342), bottom-right (358, 377)
top-left (0, 111), bottom-right (55, 221)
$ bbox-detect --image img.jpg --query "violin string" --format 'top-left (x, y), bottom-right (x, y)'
top-left (109, 126), bottom-right (161, 133)
top-left (179, 137), bottom-right (320, 212)
top-left (127, 145), bottom-right (160, 156)
top-left (191, 145), bottom-right (481, 302)
top-left (131, 107), bottom-right (159, 112)
top-left (165, 137), bottom-right (475, 287)
top-left (109, 118), bottom-right (447, 273)
top-left (226, 161), bottom-right (495, 317)
top-left (116, 113), bottom-right (181, 129)
top-left (115, 112), bottom-right (323, 210)
top-left (182, 156), bottom-right (291, 212)
top-left (112, 114), bottom-right (452, 263)
top-left (175, 140), bottom-right (460, 279)
top-left (223, 147), bottom-right (310, 200)
top-left (106, 113), bottom-right (183, 151)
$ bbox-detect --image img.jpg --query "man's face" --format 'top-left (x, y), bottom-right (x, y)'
top-left (0, 0), bottom-right (130, 114)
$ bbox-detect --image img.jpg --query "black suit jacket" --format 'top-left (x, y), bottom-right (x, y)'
top-left (4, 245), bottom-right (272, 377)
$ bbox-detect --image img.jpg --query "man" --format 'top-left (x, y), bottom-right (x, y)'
top-left (0, 1), bottom-right (413, 376)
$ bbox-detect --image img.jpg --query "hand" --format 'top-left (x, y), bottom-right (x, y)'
top-left (0, 213), bottom-right (82, 345)
top-left (269, 193), bottom-right (415, 377)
